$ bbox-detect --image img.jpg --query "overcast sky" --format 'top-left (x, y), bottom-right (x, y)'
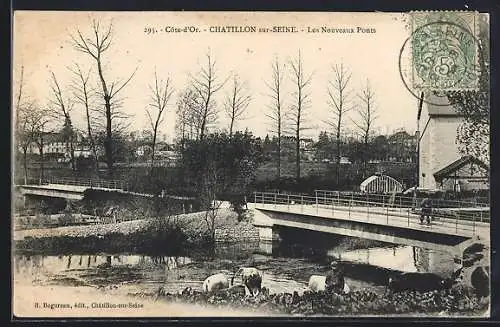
top-left (13, 11), bottom-right (420, 142)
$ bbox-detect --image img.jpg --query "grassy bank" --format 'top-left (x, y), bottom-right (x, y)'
top-left (14, 209), bottom-right (256, 256)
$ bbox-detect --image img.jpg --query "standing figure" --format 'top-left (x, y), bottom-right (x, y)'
top-left (420, 197), bottom-right (433, 225)
top-left (325, 261), bottom-right (346, 294)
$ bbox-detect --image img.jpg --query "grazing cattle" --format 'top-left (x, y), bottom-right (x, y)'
top-left (386, 272), bottom-right (455, 294)
top-left (308, 275), bottom-right (327, 292)
top-left (471, 266), bottom-right (489, 298)
top-left (231, 267), bottom-right (263, 296)
top-left (308, 275), bottom-right (350, 294)
top-left (202, 273), bottom-right (230, 294)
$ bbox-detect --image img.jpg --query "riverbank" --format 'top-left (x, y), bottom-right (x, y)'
top-left (12, 252), bottom-right (490, 318)
top-left (14, 209), bottom-right (255, 242)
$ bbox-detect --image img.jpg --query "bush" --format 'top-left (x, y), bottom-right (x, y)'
top-left (58, 213), bottom-right (76, 226)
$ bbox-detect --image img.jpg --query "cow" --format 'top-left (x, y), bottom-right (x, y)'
top-left (385, 271), bottom-right (458, 295)
top-left (202, 273), bottom-right (231, 294)
top-left (231, 267), bottom-right (263, 297)
top-left (308, 275), bottom-right (350, 294)
top-left (471, 266), bottom-right (489, 298)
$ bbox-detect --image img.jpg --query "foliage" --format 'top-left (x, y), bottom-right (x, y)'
top-left (446, 14), bottom-right (490, 164)
top-left (179, 131), bottom-right (263, 223)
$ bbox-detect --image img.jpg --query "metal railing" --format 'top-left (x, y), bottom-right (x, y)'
top-left (253, 191), bottom-right (490, 238)
top-left (314, 189), bottom-right (490, 209)
top-left (25, 177), bottom-right (128, 191)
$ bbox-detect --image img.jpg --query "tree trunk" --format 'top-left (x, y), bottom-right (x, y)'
top-left (96, 59), bottom-right (114, 176)
top-left (296, 131), bottom-right (300, 180)
top-left (39, 136), bottom-right (44, 181)
top-left (277, 134), bottom-right (281, 179)
top-left (229, 118), bottom-right (234, 137)
top-left (336, 119), bottom-right (342, 185)
top-left (85, 103), bottom-right (99, 172)
top-left (69, 136), bottom-right (76, 171)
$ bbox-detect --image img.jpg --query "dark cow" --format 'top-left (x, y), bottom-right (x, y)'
top-left (471, 266), bottom-right (489, 298)
top-left (385, 272), bottom-right (456, 295)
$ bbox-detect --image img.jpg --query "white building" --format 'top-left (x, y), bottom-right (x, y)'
top-left (417, 93), bottom-right (489, 191)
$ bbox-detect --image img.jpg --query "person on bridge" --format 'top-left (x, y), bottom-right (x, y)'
top-left (420, 197), bottom-right (433, 225)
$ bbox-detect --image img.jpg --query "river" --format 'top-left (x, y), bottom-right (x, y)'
top-left (13, 239), bottom-right (460, 299)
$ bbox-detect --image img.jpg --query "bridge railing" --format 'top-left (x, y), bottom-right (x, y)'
top-left (26, 177), bottom-right (127, 191)
top-left (253, 191), bottom-right (488, 238)
top-left (314, 189), bottom-right (490, 209)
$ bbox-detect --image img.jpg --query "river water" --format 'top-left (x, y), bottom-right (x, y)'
top-left (13, 240), bottom-right (461, 298)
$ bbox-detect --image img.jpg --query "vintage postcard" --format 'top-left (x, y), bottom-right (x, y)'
top-left (12, 11), bottom-right (491, 318)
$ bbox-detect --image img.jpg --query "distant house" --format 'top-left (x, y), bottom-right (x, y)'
top-left (299, 138), bottom-right (314, 151)
top-left (136, 145), bottom-right (152, 157)
top-left (74, 146), bottom-right (92, 158)
top-left (417, 92), bottom-right (489, 191)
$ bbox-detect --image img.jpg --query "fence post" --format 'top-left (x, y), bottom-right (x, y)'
top-left (316, 192), bottom-right (318, 214)
top-left (455, 214), bottom-right (458, 234)
top-left (399, 197), bottom-right (402, 212)
top-left (407, 207), bottom-right (410, 226)
top-left (348, 199), bottom-right (351, 218)
top-left (254, 192), bottom-right (256, 206)
top-left (480, 210), bottom-right (483, 223)
top-left (301, 195), bottom-right (304, 212)
top-left (473, 212), bottom-right (476, 237)
top-left (367, 200), bottom-right (369, 221)
top-left (274, 193), bottom-right (277, 208)
top-left (386, 205), bottom-right (389, 224)
top-left (337, 192), bottom-right (340, 206)
top-left (287, 194), bottom-right (290, 211)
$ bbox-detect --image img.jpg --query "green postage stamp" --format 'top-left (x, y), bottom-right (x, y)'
top-left (410, 11), bottom-right (480, 91)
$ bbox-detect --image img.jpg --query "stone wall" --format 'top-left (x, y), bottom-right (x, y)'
top-left (214, 221), bottom-right (259, 242)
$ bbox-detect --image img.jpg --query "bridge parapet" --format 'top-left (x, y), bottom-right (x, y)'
top-left (253, 192), bottom-right (489, 240)
top-left (22, 177), bottom-right (128, 191)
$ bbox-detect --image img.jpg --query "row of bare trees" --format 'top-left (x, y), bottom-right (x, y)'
top-left (264, 53), bottom-right (378, 181)
top-left (15, 20), bottom-right (137, 181)
top-left (174, 50), bottom-right (251, 147)
top-left (15, 18), bottom-right (377, 184)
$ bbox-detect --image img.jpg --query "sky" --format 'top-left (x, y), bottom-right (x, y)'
top-left (13, 11), bottom-right (420, 142)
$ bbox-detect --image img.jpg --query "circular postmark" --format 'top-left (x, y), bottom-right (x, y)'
top-left (398, 19), bottom-right (484, 106)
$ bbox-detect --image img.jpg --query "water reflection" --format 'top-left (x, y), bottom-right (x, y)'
top-left (328, 245), bottom-right (458, 278)
top-left (13, 241), bottom-right (460, 294)
top-left (13, 254), bottom-right (193, 279)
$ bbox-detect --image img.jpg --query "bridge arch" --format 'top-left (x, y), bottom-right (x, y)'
top-left (360, 174), bottom-right (404, 194)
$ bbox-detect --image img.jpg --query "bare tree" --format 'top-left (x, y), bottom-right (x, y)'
top-left (264, 57), bottom-right (286, 179)
top-left (69, 63), bottom-right (99, 171)
top-left (353, 79), bottom-right (378, 177)
top-left (224, 74), bottom-right (251, 136)
top-left (189, 48), bottom-right (227, 140)
top-left (14, 66), bottom-right (25, 142)
top-left (175, 89), bottom-right (192, 147)
top-left (17, 103), bottom-right (42, 184)
top-left (146, 69), bottom-right (174, 169)
top-left (289, 50), bottom-right (312, 180)
top-left (71, 19), bottom-right (137, 175)
top-left (33, 107), bottom-right (52, 181)
top-left (201, 162), bottom-right (223, 242)
top-left (48, 71), bottom-right (76, 171)
top-left (326, 63), bottom-right (353, 185)
top-left (14, 65), bottom-right (34, 184)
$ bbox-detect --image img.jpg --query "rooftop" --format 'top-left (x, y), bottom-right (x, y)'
top-left (424, 92), bottom-right (462, 117)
